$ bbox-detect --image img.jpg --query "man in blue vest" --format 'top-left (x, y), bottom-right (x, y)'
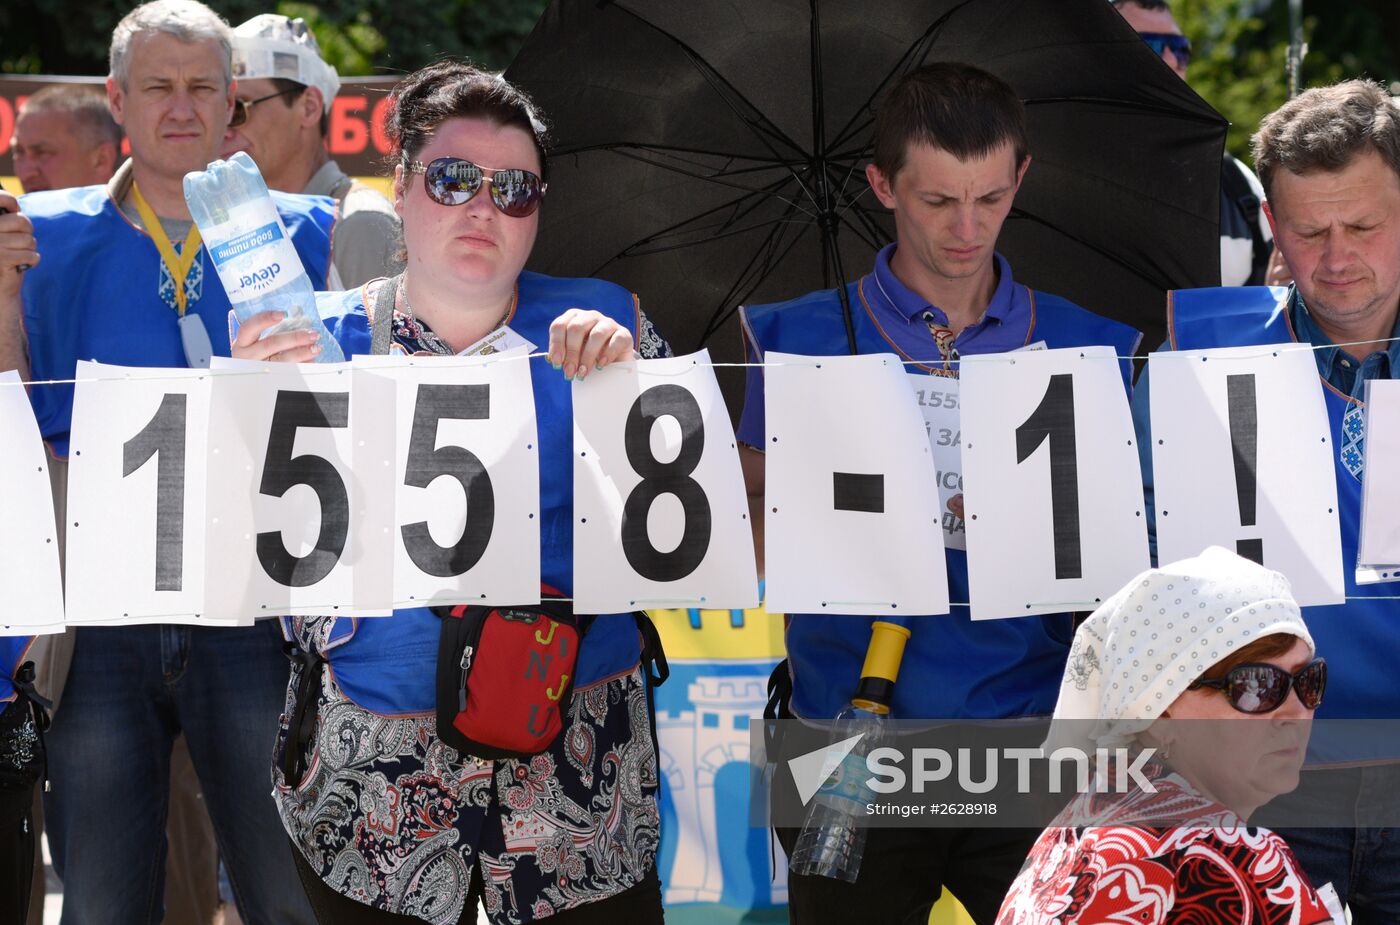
top-left (0, 2), bottom-right (328, 922)
top-left (738, 63), bottom-right (1140, 924)
top-left (1131, 80), bottom-right (1400, 922)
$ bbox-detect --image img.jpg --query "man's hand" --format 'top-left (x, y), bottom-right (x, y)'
top-left (547, 308), bottom-right (634, 380)
top-left (0, 193), bottom-right (38, 300)
top-left (947, 494), bottom-right (965, 521)
top-left (231, 311), bottom-right (321, 363)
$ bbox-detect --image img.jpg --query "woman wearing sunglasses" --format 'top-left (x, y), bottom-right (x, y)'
top-left (996, 547), bottom-right (1339, 924)
top-left (235, 61), bottom-right (667, 925)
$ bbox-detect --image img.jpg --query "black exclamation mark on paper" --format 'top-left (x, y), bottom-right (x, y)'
top-left (1227, 374), bottom-right (1263, 564)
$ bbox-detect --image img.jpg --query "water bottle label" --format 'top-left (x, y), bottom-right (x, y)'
top-left (202, 200), bottom-right (305, 306)
top-left (813, 750), bottom-right (875, 812)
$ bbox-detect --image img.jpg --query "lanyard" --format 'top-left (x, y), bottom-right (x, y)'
top-left (130, 182), bottom-right (203, 318)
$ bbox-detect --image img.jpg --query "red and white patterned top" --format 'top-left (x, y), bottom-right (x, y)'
top-left (997, 762), bottom-right (1335, 925)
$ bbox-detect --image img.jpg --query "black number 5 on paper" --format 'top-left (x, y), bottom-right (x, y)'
top-left (401, 383), bottom-right (495, 577)
top-left (256, 390), bottom-right (351, 587)
top-left (1014, 373), bottom-right (1082, 580)
top-left (620, 384), bottom-right (711, 582)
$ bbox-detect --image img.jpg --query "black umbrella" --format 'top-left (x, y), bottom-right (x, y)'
top-left (508, 0), bottom-right (1226, 403)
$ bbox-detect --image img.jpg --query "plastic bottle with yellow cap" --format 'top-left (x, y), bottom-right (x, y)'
top-left (789, 620), bottom-right (910, 882)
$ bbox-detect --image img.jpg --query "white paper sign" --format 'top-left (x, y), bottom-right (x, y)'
top-left (0, 371), bottom-right (65, 634)
top-left (961, 347), bottom-right (1150, 620)
top-left (908, 373), bottom-right (966, 550)
top-left (356, 350), bottom-right (541, 607)
top-left (1149, 343), bottom-right (1343, 605)
top-left (65, 362), bottom-right (220, 625)
top-left (764, 352), bottom-right (949, 616)
top-left (573, 351), bottom-right (758, 613)
top-left (204, 359), bottom-right (391, 620)
top-left (1359, 380), bottom-right (1400, 569)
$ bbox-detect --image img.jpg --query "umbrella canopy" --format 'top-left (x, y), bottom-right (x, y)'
top-left (508, 0), bottom-right (1227, 401)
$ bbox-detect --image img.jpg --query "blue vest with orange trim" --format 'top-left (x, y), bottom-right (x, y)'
top-left (295, 272), bottom-right (644, 716)
top-left (1169, 287), bottom-right (1400, 762)
top-left (20, 183), bottom-right (335, 458)
top-left (742, 275), bottom-right (1141, 721)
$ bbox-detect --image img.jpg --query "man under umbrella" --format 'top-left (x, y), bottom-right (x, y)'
top-left (738, 63), bottom-right (1142, 923)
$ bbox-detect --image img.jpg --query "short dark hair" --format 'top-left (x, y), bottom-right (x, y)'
top-left (19, 84), bottom-right (123, 149)
top-left (1199, 632), bottom-right (1300, 682)
top-left (1111, 0), bottom-right (1171, 11)
top-left (872, 62), bottom-right (1028, 181)
top-left (265, 77), bottom-right (329, 137)
top-left (1251, 79), bottom-right (1400, 200)
top-left (385, 60), bottom-right (549, 179)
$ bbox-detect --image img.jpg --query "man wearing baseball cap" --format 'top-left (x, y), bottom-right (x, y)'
top-left (223, 14), bottom-right (402, 286)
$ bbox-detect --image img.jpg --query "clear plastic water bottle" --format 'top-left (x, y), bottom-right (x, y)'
top-left (183, 152), bottom-right (343, 362)
top-left (789, 621), bottom-right (910, 882)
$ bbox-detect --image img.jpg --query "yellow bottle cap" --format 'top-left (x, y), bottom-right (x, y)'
top-left (859, 621), bottom-right (911, 684)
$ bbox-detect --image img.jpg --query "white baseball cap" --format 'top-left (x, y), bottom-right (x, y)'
top-left (231, 15), bottom-right (341, 114)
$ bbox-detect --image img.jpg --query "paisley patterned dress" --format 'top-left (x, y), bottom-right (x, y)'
top-left (273, 298), bottom-right (670, 925)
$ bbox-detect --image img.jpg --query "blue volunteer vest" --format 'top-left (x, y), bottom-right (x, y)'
top-left (1169, 287), bottom-right (1400, 763)
top-left (0, 636), bottom-right (35, 703)
top-left (296, 272), bottom-right (644, 716)
top-left (21, 183), bottom-right (336, 458)
top-left (743, 276), bottom-right (1141, 721)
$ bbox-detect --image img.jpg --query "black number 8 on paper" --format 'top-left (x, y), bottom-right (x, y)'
top-left (620, 384), bottom-right (712, 582)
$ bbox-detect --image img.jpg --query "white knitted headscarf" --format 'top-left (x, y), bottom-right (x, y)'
top-left (1044, 546), bottom-right (1313, 755)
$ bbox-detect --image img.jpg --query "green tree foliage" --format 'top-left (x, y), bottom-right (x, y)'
top-left (0, 0), bottom-right (547, 77)
top-left (1174, 0), bottom-right (1400, 162)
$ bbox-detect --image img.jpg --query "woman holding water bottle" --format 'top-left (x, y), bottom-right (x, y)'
top-left (231, 61), bottom-right (669, 925)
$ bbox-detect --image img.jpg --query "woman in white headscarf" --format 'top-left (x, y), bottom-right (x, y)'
top-left (996, 547), bottom-right (1339, 925)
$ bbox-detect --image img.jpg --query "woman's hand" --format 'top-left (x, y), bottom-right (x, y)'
top-left (231, 311), bottom-right (321, 363)
top-left (547, 308), bottom-right (634, 379)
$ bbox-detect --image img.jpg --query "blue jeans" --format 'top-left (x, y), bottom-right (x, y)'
top-left (1271, 764), bottom-right (1400, 924)
top-left (43, 622), bottom-right (312, 925)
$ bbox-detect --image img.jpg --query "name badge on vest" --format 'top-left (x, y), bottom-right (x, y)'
top-left (179, 314), bottom-right (214, 369)
top-left (457, 325), bottom-right (536, 358)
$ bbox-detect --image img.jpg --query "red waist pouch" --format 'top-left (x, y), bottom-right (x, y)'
top-left (432, 587), bottom-right (582, 760)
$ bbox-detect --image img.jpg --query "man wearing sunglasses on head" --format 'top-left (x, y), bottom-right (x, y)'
top-left (1114, 0), bottom-right (1278, 287)
top-left (1131, 80), bottom-right (1400, 924)
top-left (223, 14), bottom-right (402, 287)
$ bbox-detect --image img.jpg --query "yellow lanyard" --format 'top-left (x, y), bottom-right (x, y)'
top-left (130, 182), bottom-right (203, 318)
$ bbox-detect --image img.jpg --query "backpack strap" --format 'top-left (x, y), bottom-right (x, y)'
top-left (370, 274), bottom-right (401, 356)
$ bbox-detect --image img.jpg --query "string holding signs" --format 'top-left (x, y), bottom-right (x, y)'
top-left (1149, 343), bottom-right (1343, 605)
top-left (0, 371), bottom-right (65, 634)
top-left (961, 347), bottom-right (1150, 620)
top-left (763, 352), bottom-right (949, 616)
top-left (355, 350), bottom-right (542, 608)
top-left (64, 362), bottom-right (222, 625)
top-left (572, 351), bottom-right (757, 614)
top-left (1358, 380), bottom-right (1400, 577)
top-left (203, 359), bottom-right (393, 621)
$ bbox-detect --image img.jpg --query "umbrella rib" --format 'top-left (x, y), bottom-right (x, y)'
top-left (604, 1), bottom-right (824, 210)
top-left (600, 147), bottom-right (818, 217)
top-left (825, 4), bottom-right (968, 154)
top-left (702, 218), bottom-right (815, 344)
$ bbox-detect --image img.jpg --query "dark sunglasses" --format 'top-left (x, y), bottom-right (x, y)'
top-left (1139, 32), bottom-right (1192, 68)
top-left (1189, 657), bottom-right (1326, 714)
top-left (230, 86), bottom-right (303, 128)
top-left (404, 156), bottom-right (547, 218)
